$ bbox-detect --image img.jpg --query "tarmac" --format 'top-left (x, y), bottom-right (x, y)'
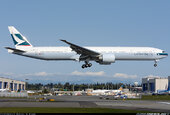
top-left (0, 95), bottom-right (169, 112)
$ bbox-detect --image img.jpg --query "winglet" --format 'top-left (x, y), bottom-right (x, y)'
top-left (60, 39), bottom-right (66, 42)
top-left (60, 39), bottom-right (68, 43)
top-left (60, 39), bottom-right (72, 45)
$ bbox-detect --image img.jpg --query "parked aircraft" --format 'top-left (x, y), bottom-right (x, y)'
top-left (0, 89), bottom-right (10, 92)
top-left (6, 26), bottom-right (168, 68)
top-left (90, 85), bottom-right (123, 96)
top-left (156, 86), bottom-right (170, 95)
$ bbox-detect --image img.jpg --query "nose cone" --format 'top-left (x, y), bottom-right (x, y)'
top-left (164, 53), bottom-right (168, 56)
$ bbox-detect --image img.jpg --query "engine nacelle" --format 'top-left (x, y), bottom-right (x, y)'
top-left (98, 54), bottom-right (115, 65)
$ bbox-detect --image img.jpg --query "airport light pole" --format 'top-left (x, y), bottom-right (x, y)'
top-left (73, 84), bottom-right (74, 92)
top-left (25, 79), bottom-right (29, 90)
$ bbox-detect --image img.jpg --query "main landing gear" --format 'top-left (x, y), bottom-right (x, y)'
top-left (82, 61), bottom-right (92, 69)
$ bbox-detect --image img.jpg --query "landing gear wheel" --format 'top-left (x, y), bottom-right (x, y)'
top-left (154, 64), bottom-right (157, 67)
top-left (85, 64), bottom-right (88, 68)
top-left (82, 64), bottom-right (85, 69)
top-left (81, 62), bottom-right (92, 69)
top-left (88, 63), bottom-right (92, 67)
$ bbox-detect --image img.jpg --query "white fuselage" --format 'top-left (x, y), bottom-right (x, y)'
top-left (12, 46), bottom-right (167, 61)
top-left (7, 26), bottom-right (168, 67)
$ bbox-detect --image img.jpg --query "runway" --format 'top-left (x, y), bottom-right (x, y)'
top-left (0, 96), bottom-right (170, 112)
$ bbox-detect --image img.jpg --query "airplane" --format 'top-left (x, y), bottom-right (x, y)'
top-left (27, 90), bottom-right (35, 94)
top-left (0, 89), bottom-right (10, 92)
top-left (5, 26), bottom-right (168, 69)
top-left (88, 85), bottom-right (123, 96)
top-left (110, 85), bottom-right (123, 94)
top-left (155, 86), bottom-right (170, 95)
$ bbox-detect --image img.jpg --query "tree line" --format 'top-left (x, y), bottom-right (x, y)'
top-left (26, 82), bottom-right (141, 91)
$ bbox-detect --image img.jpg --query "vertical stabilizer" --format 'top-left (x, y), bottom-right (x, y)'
top-left (8, 26), bottom-right (33, 48)
top-left (118, 85), bottom-right (123, 91)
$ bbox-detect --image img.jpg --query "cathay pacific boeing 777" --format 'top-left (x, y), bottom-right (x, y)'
top-left (5, 26), bottom-right (168, 68)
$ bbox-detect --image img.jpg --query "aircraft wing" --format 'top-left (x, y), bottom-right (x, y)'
top-left (5, 47), bottom-right (26, 53)
top-left (60, 40), bottom-right (100, 57)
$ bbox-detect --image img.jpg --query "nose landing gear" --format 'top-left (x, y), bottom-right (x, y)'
top-left (154, 63), bottom-right (157, 67)
top-left (82, 61), bottom-right (92, 69)
top-left (154, 60), bottom-right (159, 67)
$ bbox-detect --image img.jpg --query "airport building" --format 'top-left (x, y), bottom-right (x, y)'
top-left (0, 77), bottom-right (26, 92)
top-left (142, 77), bottom-right (168, 93)
top-left (169, 76), bottom-right (170, 90)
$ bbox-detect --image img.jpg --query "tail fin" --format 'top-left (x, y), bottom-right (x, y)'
top-left (118, 85), bottom-right (123, 91)
top-left (8, 26), bottom-right (33, 48)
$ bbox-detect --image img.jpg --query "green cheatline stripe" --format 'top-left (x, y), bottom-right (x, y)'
top-left (158, 53), bottom-right (168, 55)
top-left (11, 34), bottom-right (17, 45)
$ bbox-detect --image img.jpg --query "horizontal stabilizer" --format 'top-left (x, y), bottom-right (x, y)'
top-left (5, 47), bottom-right (25, 53)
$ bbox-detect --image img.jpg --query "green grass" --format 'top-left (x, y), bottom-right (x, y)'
top-left (0, 107), bottom-right (151, 113)
top-left (126, 95), bottom-right (170, 101)
top-left (141, 95), bottom-right (170, 100)
top-left (0, 97), bottom-right (28, 99)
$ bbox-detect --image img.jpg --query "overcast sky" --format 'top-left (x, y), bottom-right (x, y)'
top-left (0, 0), bottom-right (170, 84)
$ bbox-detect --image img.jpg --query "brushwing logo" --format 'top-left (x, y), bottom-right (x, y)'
top-left (11, 34), bottom-right (30, 46)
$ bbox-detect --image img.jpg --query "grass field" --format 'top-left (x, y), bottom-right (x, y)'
top-left (141, 95), bottom-right (170, 100)
top-left (127, 95), bottom-right (170, 101)
top-left (0, 107), bottom-right (151, 113)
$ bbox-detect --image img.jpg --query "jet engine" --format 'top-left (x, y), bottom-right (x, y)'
top-left (98, 54), bottom-right (115, 65)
